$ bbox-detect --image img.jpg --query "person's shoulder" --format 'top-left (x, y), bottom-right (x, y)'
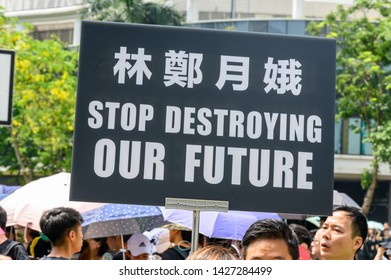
top-left (0, 239), bottom-right (30, 260)
top-left (162, 246), bottom-right (189, 260)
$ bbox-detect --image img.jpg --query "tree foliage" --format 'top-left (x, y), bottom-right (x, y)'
top-left (0, 14), bottom-right (78, 183)
top-left (84, 0), bottom-right (184, 25)
top-left (308, 0), bottom-right (391, 215)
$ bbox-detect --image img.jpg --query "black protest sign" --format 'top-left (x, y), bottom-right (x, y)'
top-left (70, 21), bottom-right (335, 215)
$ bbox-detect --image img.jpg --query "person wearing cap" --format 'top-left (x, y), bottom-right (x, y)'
top-left (161, 223), bottom-right (192, 260)
top-left (127, 233), bottom-right (152, 260)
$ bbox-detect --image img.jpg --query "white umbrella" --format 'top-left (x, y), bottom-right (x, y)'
top-left (367, 220), bottom-right (384, 230)
top-left (0, 172), bottom-right (104, 231)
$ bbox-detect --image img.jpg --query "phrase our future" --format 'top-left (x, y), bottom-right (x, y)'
top-left (86, 100), bottom-right (323, 189)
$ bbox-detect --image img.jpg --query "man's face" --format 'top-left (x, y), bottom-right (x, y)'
top-left (310, 230), bottom-right (322, 259)
top-left (244, 238), bottom-right (292, 260)
top-left (71, 225), bottom-right (84, 254)
top-left (320, 210), bottom-right (362, 260)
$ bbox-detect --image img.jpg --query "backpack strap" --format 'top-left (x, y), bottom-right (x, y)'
top-left (2, 240), bottom-right (23, 257)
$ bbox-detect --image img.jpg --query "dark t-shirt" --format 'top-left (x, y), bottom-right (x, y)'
top-left (356, 238), bottom-right (379, 260)
top-left (27, 237), bottom-right (52, 259)
top-left (40, 256), bottom-right (69, 260)
top-left (161, 246), bottom-right (190, 260)
top-left (0, 239), bottom-right (30, 260)
top-left (112, 251), bottom-right (130, 260)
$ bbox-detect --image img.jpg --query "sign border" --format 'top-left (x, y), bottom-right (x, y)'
top-left (0, 49), bottom-right (15, 126)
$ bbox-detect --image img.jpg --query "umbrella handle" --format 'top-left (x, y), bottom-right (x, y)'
top-left (191, 210), bottom-right (200, 254)
top-left (121, 234), bottom-right (126, 260)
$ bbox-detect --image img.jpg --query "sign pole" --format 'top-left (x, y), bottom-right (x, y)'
top-left (165, 198), bottom-right (229, 254)
top-left (191, 210), bottom-right (200, 253)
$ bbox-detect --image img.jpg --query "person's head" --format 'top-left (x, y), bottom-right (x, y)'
top-left (0, 205), bottom-right (7, 232)
top-left (241, 219), bottom-right (299, 260)
top-left (106, 234), bottom-right (131, 253)
top-left (320, 206), bottom-right (367, 260)
top-left (88, 237), bottom-right (110, 258)
top-left (164, 224), bottom-right (191, 246)
top-left (39, 207), bottom-right (84, 254)
top-left (368, 228), bottom-right (376, 236)
top-left (289, 224), bottom-right (312, 249)
top-left (187, 245), bottom-right (239, 260)
top-left (78, 240), bottom-right (92, 260)
top-left (127, 233), bottom-right (152, 260)
top-left (310, 229), bottom-right (322, 260)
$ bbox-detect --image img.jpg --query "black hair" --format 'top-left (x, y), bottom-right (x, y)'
top-left (289, 223), bottom-right (312, 248)
top-left (0, 206), bottom-right (6, 231)
top-left (181, 230), bottom-right (192, 243)
top-left (333, 205), bottom-right (368, 244)
top-left (39, 207), bottom-right (84, 247)
top-left (92, 237), bottom-right (110, 257)
top-left (241, 219), bottom-right (299, 260)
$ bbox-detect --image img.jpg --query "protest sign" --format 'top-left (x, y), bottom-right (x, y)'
top-left (0, 49), bottom-right (15, 126)
top-left (71, 21), bottom-right (335, 215)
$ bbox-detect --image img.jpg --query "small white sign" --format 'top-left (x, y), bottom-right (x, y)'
top-left (0, 49), bottom-right (15, 126)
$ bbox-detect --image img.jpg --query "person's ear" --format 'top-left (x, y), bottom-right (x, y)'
top-left (68, 230), bottom-right (76, 240)
top-left (353, 236), bottom-right (363, 250)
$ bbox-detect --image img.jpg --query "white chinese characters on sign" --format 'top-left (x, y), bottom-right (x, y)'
top-left (114, 47), bottom-right (152, 85)
top-left (164, 50), bottom-right (203, 88)
top-left (215, 55), bottom-right (250, 91)
top-left (113, 47), bottom-right (303, 95)
top-left (263, 57), bottom-right (302, 95)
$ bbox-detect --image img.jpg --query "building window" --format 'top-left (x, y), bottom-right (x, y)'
top-left (31, 23), bottom-right (74, 45)
top-left (268, 20), bottom-right (286, 34)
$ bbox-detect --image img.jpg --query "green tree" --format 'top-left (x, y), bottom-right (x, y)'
top-left (0, 17), bottom-right (78, 183)
top-left (84, 0), bottom-right (184, 25)
top-left (308, 0), bottom-right (391, 215)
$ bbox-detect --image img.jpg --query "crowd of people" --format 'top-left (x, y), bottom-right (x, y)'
top-left (1, 204), bottom-right (390, 260)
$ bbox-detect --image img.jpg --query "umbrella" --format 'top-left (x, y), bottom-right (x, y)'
top-left (162, 208), bottom-right (281, 240)
top-left (0, 172), bottom-right (104, 231)
top-left (279, 191), bottom-right (361, 223)
top-left (0, 185), bottom-right (21, 201)
top-left (306, 216), bottom-right (321, 227)
top-left (333, 190), bottom-right (361, 210)
top-left (367, 220), bottom-right (384, 231)
top-left (81, 204), bottom-right (166, 239)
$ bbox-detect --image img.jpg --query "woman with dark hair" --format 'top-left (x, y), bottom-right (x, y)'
top-left (88, 237), bottom-right (110, 260)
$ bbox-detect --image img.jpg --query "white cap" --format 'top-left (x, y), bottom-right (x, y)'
top-left (127, 233), bottom-right (152, 256)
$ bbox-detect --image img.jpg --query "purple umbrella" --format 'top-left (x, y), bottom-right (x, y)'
top-left (162, 208), bottom-right (281, 240)
top-left (0, 185), bottom-right (21, 200)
